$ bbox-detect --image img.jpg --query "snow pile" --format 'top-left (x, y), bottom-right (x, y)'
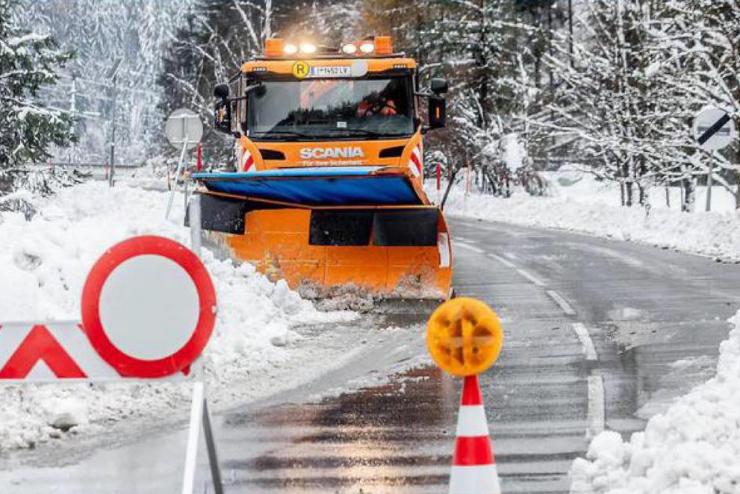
top-left (570, 311), bottom-right (740, 494)
top-left (0, 181), bottom-right (352, 450)
top-left (436, 179), bottom-right (740, 260)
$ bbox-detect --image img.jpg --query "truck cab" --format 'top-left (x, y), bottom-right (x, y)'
top-left (214, 36), bottom-right (447, 179)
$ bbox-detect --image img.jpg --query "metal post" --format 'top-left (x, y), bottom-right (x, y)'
top-left (181, 381), bottom-right (224, 494)
top-left (706, 154), bottom-right (714, 212)
top-left (166, 139), bottom-right (189, 220)
top-left (189, 195), bottom-right (202, 257)
top-left (108, 74), bottom-right (117, 188)
top-left (181, 382), bottom-right (204, 494)
top-left (202, 399), bottom-right (224, 494)
top-left (440, 167), bottom-right (460, 210)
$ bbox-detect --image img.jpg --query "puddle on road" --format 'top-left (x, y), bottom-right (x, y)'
top-left (221, 365), bottom-right (458, 493)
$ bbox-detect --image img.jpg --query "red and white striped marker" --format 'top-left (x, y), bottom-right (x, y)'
top-left (240, 149), bottom-right (256, 173)
top-left (449, 375), bottom-right (501, 494)
top-left (408, 143), bottom-right (423, 178)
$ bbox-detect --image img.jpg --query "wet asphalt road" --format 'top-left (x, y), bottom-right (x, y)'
top-left (2, 217), bottom-right (739, 493)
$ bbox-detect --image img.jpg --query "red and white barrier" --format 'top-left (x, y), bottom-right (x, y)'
top-left (0, 322), bottom-right (196, 382)
top-left (0, 236), bottom-right (215, 382)
top-left (0, 228), bottom-right (223, 494)
top-left (449, 375), bottom-right (501, 494)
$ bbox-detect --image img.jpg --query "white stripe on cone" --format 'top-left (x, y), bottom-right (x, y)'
top-left (449, 465), bottom-right (501, 494)
top-left (456, 405), bottom-right (490, 437)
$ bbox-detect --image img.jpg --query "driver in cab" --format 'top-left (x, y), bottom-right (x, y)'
top-left (356, 91), bottom-right (398, 118)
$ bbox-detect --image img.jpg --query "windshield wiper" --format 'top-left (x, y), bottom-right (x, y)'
top-left (252, 129), bottom-right (315, 139)
top-left (322, 128), bottom-right (410, 138)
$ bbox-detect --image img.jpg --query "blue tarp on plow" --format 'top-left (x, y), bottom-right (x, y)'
top-left (192, 166), bottom-right (423, 206)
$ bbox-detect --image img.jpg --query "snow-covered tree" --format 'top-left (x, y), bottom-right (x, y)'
top-left (647, 0), bottom-right (740, 209)
top-left (17, 0), bottom-right (194, 165)
top-left (0, 0), bottom-right (75, 192)
top-left (159, 0), bottom-right (280, 164)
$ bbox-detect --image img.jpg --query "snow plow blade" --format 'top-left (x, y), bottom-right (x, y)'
top-left (191, 167), bottom-right (453, 300)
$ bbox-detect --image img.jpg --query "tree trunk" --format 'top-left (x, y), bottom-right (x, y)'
top-left (665, 186), bottom-right (670, 208)
top-left (681, 178), bottom-right (695, 212)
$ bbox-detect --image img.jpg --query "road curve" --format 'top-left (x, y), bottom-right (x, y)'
top-left (1, 217), bottom-right (738, 493)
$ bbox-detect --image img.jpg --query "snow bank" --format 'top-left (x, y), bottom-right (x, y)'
top-left (0, 182), bottom-right (353, 450)
top-left (436, 178), bottom-right (740, 260)
top-left (570, 311), bottom-right (740, 494)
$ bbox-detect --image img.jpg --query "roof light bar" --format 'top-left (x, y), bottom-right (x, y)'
top-left (299, 42), bottom-right (317, 54)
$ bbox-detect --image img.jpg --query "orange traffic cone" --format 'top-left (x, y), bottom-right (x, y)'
top-left (449, 374), bottom-right (501, 494)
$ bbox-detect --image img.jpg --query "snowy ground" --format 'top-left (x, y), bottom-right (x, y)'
top-left (430, 172), bottom-right (740, 261)
top-left (0, 180), bottom-right (357, 451)
top-left (570, 311), bottom-right (740, 494)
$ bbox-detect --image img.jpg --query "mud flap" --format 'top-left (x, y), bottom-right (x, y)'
top-left (185, 193), bottom-right (271, 234)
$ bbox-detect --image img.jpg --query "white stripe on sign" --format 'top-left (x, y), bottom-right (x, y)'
top-left (456, 405), bottom-right (490, 437)
top-left (516, 268), bottom-right (545, 287)
top-left (488, 253), bottom-right (516, 269)
top-left (27, 361), bottom-right (57, 380)
top-left (449, 465), bottom-right (501, 494)
top-left (547, 290), bottom-right (576, 316)
top-left (0, 322), bottom-right (37, 367)
top-left (49, 322), bottom-right (119, 378)
top-left (587, 375), bottom-right (605, 438)
top-left (572, 323), bottom-right (597, 361)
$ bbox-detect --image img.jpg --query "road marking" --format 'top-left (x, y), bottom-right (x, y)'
top-left (516, 268), bottom-right (545, 287)
top-left (587, 375), bottom-right (605, 438)
top-left (547, 290), bottom-right (576, 316)
top-left (572, 323), bottom-right (597, 361)
top-left (488, 254), bottom-right (516, 268)
top-left (455, 242), bottom-right (484, 254)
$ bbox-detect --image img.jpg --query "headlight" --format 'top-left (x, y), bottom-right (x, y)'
top-left (299, 42), bottom-right (317, 54)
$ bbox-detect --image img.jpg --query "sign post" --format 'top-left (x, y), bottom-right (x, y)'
top-left (692, 107), bottom-right (737, 212)
top-left (0, 236), bottom-right (222, 494)
top-left (165, 109), bottom-right (203, 219)
top-left (436, 162), bottom-right (442, 204)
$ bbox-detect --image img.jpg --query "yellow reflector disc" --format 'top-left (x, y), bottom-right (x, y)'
top-left (426, 297), bottom-right (503, 376)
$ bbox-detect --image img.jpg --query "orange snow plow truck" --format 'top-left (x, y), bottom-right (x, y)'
top-left (192, 36), bottom-right (452, 299)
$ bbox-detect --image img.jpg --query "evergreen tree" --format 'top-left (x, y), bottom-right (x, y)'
top-left (0, 0), bottom-right (75, 192)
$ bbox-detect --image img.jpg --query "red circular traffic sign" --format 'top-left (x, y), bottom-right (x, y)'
top-left (81, 236), bottom-right (216, 378)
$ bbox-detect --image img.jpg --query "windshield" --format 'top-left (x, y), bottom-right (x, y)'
top-left (247, 77), bottom-right (414, 140)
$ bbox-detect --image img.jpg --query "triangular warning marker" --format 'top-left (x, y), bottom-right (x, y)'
top-left (0, 325), bottom-right (86, 379)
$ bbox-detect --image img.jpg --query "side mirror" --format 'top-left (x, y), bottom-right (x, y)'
top-left (214, 83), bottom-right (229, 99)
top-left (213, 83), bottom-right (231, 134)
top-left (428, 96), bottom-right (446, 130)
top-left (430, 78), bottom-right (448, 95)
